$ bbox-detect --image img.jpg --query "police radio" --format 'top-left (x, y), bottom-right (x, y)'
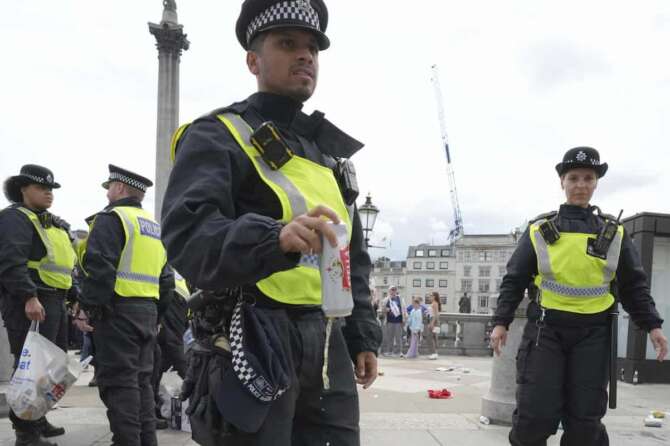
top-left (587, 209), bottom-right (623, 259)
top-left (250, 121), bottom-right (294, 170)
top-left (335, 159), bottom-right (359, 206)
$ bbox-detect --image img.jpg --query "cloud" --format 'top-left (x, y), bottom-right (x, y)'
top-left (522, 41), bottom-right (611, 90)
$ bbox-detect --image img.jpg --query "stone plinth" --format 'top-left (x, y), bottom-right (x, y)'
top-left (480, 316), bottom-right (527, 425)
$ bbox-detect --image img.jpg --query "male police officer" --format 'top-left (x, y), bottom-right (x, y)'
top-left (79, 165), bottom-right (174, 446)
top-left (161, 1), bottom-right (382, 444)
top-left (0, 165), bottom-right (76, 446)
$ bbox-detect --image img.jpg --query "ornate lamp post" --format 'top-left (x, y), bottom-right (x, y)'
top-left (358, 193), bottom-right (380, 248)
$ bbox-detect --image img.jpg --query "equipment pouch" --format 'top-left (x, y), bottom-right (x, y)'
top-left (250, 121), bottom-right (294, 170)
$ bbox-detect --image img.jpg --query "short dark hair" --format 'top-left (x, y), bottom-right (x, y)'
top-left (248, 32), bottom-right (268, 53)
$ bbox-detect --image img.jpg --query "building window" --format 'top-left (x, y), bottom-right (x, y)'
top-left (426, 279), bottom-right (434, 287)
top-left (413, 262), bottom-right (422, 270)
top-left (439, 261), bottom-right (448, 269)
top-left (415, 249), bottom-right (425, 257)
top-left (498, 266), bottom-right (506, 276)
top-left (441, 249), bottom-right (451, 257)
top-left (479, 279), bottom-right (490, 292)
top-left (383, 292), bottom-right (388, 298)
top-left (383, 276), bottom-right (388, 285)
top-left (428, 249), bottom-right (438, 257)
top-left (479, 266), bottom-right (491, 277)
top-left (440, 296), bottom-right (447, 305)
top-left (495, 279), bottom-right (502, 291)
top-left (479, 250), bottom-right (493, 262)
top-left (413, 279), bottom-right (421, 287)
top-left (463, 251), bottom-right (472, 262)
top-left (426, 261), bottom-right (435, 270)
top-left (479, 295), bottom-right (489, 308)
top-left (496, 250), bottom-right (507, 262)
top-left (439, 280), bottom-right (448, 288)
top-left (461, 279), bottom-right (472, 291)
top-left (463, 265), bottom-right (471, 277)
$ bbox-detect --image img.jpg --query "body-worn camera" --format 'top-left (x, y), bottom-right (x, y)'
top-left (538, 219), bottom-right (560, 244)
top-left (250, 121), bottom-right (294, 170)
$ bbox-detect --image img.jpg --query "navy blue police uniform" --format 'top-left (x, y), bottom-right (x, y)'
top-left (160, 1), bottom-right (382, 445)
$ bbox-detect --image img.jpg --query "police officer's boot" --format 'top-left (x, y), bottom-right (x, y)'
top-left (14, 430), bottom-right (58, 446)
top-left (37, 417), bottom-right (65, 437)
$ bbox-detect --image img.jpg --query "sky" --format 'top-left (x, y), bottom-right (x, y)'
top-left (1, 0), bottom-right (669, 261)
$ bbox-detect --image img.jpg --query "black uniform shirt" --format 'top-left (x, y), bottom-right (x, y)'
top-left (0, 204), bottom-right (65, 301)
top-left (493, 204), bottom-right (664, 331)
top-left (80, 197), bottom-right (174, 316)
top-left (161, 92), bottom-right (382, 359)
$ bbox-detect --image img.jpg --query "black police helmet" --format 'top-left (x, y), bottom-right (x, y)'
top-left (3, 164), bottom-right (60, 203)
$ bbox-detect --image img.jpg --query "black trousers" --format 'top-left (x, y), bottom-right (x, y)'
top-left (92, 299), bottom-right (158, 446)
top-left (189, 309), bottom-right (360, 446)
top-left (509, 321), bottom-right (610, 446)
top-left (3, 291), bottom-right (67, 433)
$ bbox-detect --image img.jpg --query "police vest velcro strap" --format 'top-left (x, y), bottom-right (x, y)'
top-left (539, 279), bottom-right (610, 298)
top-left (17, 207), bottom-right (75, 290)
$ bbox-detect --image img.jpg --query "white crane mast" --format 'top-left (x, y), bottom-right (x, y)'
top-left (431, 64), bottom-right (464, 244)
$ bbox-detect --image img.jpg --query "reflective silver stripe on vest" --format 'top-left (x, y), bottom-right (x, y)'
top-left (39, 263), bottom-right (74, 275)
top-left (222, 113), bottom-right (316, 270)
top-left (532, 222), bottom-right (555, 281)
top-left (114, 209), bottom-right (137, 278)
top-left (539, 279), bottom-right (610, 298)
top-left (222, 113), bottom-right (308, 217)
top-left (117, 271), bottom-right (160, 285)
top-left (17, 207), bottom-right (56, 263)
top-left (603, 229), bottom-right (623, 282)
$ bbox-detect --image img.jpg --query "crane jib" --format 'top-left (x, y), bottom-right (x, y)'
top-left (445, 143), bottom-right (452, 163)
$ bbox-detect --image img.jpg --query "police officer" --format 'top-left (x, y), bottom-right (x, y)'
top-left (0, 164), bottom-right (75, 446)
top-left (489, 147), bottom-right (669, 446)
top-left (161, 0), bottom-right (382, 444)
top-left (79, 165), bottom-right (174, 446)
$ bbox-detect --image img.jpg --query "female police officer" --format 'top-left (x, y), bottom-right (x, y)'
top-left (489, 147), bottom-right (668, 446)
top-left (0, 164), bottom-right (77, 446)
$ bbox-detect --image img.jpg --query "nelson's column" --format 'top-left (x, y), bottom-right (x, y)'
top-left (149, 0), bottom-right (189, 219)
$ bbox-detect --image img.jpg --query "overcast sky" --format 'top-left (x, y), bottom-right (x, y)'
top-left (2, 1), bottom-right (669, 260)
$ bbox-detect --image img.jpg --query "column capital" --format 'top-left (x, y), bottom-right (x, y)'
top-left (149, 22), bottom-right (190, 56)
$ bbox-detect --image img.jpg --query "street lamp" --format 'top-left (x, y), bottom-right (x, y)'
top-left (358, 193), bottom-right (379, 248)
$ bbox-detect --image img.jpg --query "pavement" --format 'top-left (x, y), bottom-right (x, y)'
top-left (1, 353), bottom-right (669, 445)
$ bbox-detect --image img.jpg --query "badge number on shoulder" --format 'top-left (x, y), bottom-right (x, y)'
top-left (138, 217), bottom-right (161, 240)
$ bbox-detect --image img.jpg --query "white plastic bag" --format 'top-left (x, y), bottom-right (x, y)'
top-left (158, 369), bottom-right (183, 419)
top-left (7, 321), bottom-right (82, 420)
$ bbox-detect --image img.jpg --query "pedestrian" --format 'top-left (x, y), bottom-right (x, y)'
top-left (428, 291), bottom-right (442, 360)
top-left (382, 286), bottom-right (405, 356)
top-left (489, 147), bottom-right (668, 446)
top-left (161, 1), bottom-right (382, 444)
top-left (78, 165), bottom-right (174, 446)
top-left (0, 164), bottom-right (76, 446)
top-left (405, 298), bottom-right (423, 359)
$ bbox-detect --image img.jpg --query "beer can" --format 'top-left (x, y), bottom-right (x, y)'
top-left (320, 223), bottom-right (354, 317)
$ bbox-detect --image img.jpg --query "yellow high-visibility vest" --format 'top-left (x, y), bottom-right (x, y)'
top-left (17, 207), bottom-right (76, 290)
top-left (529, 219), bottom-right (624, 314)
top-left (171, 113), bottom-right (353, 305)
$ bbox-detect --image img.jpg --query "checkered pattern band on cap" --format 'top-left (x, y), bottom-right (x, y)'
top-left (24, 174), bottom-right (46, 184)
top-left (229, 301), bottom-right (287, 403)
top-left (246, 0), bottom-right (321, 45)
top-left (108, 172), bottom-right (148, 192)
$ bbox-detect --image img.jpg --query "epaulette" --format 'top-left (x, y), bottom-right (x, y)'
top-left (529, 210), bottom-right (558, 224)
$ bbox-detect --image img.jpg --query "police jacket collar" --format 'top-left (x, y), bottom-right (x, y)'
top-left (221, 92), bottom-right (364, 159)
top-left (105, 197), bottom-right (142, 211)
top-left (10, 203), bottom-right (47, 215)
top-left (559, 204), bottom-right (596, 220)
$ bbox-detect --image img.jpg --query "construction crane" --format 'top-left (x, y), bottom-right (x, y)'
top-left (430, 64), bottom-right (464, 245)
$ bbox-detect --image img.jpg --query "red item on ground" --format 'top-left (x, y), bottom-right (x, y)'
top-left (427, 389), bottom-right (453, 399)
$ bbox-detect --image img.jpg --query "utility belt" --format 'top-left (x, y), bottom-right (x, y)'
top-left (526, 300), bottom-right (611, 328)
top-left (36, 286), bottom-right (68, 299)
top-left (111, 296), bottom-right (157, 305)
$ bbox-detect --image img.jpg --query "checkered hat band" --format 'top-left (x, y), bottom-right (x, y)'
top-left (109, 172), bottom-right (147, 192)
top-left (246, 0), bottom-right (321, 45)
top-left (229, 302), bottom-right (287, 402)
top-left (24, 174), bottom-right (46, 184)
